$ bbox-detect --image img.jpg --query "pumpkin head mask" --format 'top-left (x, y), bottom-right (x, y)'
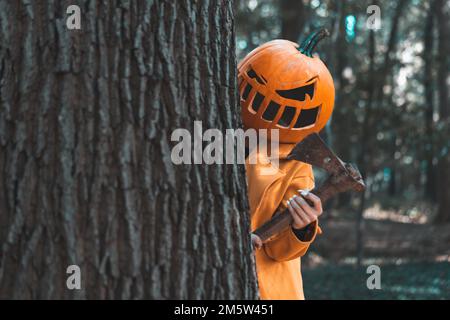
top-left (239, 29), bottom-right (335, 144)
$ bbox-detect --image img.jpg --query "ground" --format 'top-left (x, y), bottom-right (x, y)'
top-left (303, 262), bottom-right (450, 299)
top-left (301, 204), bottom-right (450, 299)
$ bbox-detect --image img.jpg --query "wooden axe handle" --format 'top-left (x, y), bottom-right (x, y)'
top-left (252, 177), bottom-right (341, 243)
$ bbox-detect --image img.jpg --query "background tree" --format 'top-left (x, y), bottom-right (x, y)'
top-left (423, 0), bottom-right (436, 201)
top-left (0, 0), bottom-right (258, 299)
top-left (434, 0), bottom-right (450, 223)
top-left (279, 0), bottom-right (308, 41)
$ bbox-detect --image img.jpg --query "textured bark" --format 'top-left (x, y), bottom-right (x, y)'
top-left (0, 0), bottom-right (258, 299)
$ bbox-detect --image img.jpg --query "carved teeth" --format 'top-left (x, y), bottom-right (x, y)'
top-left (305, 83), bottom-right (314, 100)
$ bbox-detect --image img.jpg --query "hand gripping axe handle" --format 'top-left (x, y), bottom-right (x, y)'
top-left (252, 133), bottom-right (366, 244)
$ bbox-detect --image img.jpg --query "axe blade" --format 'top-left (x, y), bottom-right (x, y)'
top-left (287, 133), bottom-right (343, 174)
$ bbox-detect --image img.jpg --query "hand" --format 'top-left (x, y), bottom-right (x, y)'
top-left (287, 190), bottom-right (323, 230)
top-left (251, 233), bottom-right (263, 250)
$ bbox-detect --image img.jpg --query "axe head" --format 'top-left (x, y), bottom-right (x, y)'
top-left (288, 133), bottom-right (343, 174)
top-left (252, 133), bottom-right (366, 245)
top-left (287, 133), bottom-right (365, 192)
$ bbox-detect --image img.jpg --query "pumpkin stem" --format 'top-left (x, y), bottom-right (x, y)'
top-left (299, 28), bottom-right (330, 57)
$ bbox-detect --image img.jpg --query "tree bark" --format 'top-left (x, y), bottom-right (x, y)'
top-left (0, 0), bottom-right (258, 299)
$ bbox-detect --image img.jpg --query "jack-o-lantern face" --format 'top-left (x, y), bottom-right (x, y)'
top-left (239, 29), bottom-right (335, 144)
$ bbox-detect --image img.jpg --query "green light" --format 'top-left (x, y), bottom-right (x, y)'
top-left (345, 15), bottom-right (356, 41)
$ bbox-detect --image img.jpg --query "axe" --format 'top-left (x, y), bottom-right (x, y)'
top-left (252, 133), bottom-right (365, 245)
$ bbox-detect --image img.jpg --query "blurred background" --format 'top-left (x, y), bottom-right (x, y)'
top-left (236, 0), bottom-right (450, 299)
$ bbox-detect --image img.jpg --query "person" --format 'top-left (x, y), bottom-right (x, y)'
top-left (239, 29), bottom-right (335, 300)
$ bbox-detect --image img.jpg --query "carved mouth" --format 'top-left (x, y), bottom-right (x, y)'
top-left (292, 105), bottom-right (320, 129)
top-left (240, 81), bottom-right (320, 129)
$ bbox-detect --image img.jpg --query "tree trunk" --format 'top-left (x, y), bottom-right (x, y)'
top-left (355, 27), bottom-right (375, 268)
top-left (0, 0), bottom-right (258, 299)
top-left (279, 0), bottom-right (307, 42)
top-left (330, 0), bottom-right (351, 209)
top-left (434, 0), bottom-right (450, 223)
top-left (355, 0), bottom-right (408, 266)
top-left (423, 2), bottom-right (436, 201)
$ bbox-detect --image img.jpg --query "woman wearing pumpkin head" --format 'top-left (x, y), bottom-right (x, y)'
top-left (239, 29), bottom-right (335, 300)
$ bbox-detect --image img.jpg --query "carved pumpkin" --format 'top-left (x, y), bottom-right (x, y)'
top-left (238, 29), bottom-right (335, 144)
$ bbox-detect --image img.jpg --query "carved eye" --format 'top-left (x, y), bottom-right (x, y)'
top-left (276, 82), bottom-right (315, 101)
top-left (247, 68), bottom-right (267, 85)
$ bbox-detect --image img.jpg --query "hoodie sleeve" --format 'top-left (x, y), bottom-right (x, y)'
top-left (263, 174), bottom-right (322, 262)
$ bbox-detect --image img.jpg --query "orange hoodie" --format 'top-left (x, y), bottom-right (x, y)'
top-left (246, 143), bottom-right (322, 300)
